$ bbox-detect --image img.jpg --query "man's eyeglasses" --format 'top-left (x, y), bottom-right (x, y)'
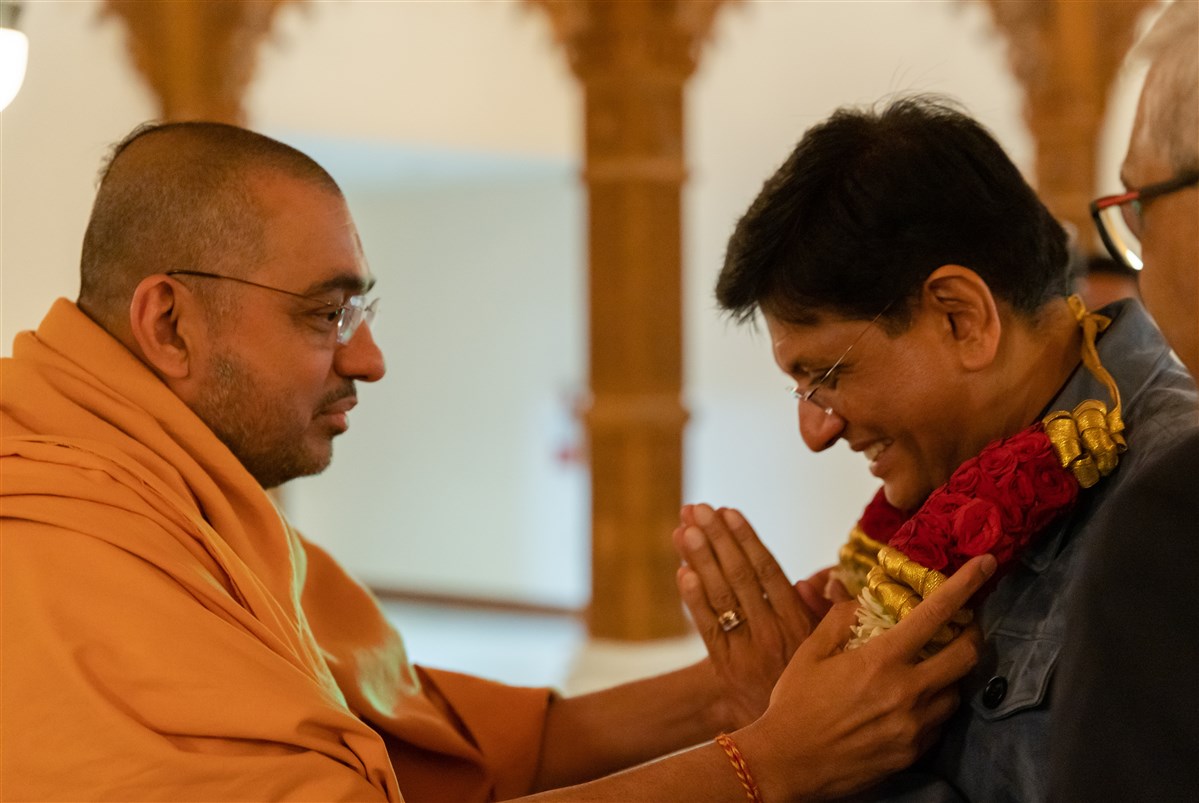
top-left (166, 270), bottom-right (379, 345)
top-left (788, 301), bottom-right (894, 417)
top-left (1090, 170), bottom-right (1198, 271)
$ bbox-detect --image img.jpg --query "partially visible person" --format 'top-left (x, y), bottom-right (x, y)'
top-left (0, 121), bottom-right (991, 802)
top-left (1050, 2), bottom-right (1199, 799)
top-left (675, 95), bottom-right (1198, 801)
top-left (1072, 253), bottom-right (1141, 310)
top-left (1089, 1), bottom-right (1198, 376)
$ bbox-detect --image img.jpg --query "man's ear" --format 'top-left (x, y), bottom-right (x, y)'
top-left (920, 265), bottom-right (1001, 371)
top-left (128, 275), bottom-right (196, 379)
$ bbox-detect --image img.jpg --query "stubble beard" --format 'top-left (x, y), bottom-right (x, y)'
top-left (192, 352), bottom-right (335, 489)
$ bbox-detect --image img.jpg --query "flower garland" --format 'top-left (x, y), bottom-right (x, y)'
top-left (837, 296), bottom-right (1128, 651)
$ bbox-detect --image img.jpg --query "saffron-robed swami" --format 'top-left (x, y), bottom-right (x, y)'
top-left (1, 299), bottom-right (550, 802)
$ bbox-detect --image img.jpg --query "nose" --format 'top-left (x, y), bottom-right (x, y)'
top-left (334, 323), bottom-right (386, 382)
top-left (798, 400), bottom-right (846, 452)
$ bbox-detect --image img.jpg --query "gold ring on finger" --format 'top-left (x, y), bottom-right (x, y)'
top-left (717, 609), bottom-right (745, 632)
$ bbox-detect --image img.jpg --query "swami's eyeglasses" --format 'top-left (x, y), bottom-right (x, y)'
top-left (166, 269), bottom-right (379, 345)
top-left (1090, 170), bottom-right (1199, 271)
top-left (788, 301), bottom-right (895, 417)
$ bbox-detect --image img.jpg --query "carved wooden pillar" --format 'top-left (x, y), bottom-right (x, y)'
top-left (533, 0), bottom-right (731, 639)
top-left (982, 0), bottom-right (1154, 251)
top-left (104, 0), bottom-right (293, 124)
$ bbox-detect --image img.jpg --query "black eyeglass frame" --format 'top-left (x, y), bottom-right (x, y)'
top-left (165, 269), bottom-right (377, 345)
top-left (1090, 170), bottom-right (1199, 270)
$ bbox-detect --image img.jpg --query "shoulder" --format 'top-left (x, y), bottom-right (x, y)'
top-left (1065, 422), bottom-right (1198, 643)
top-left (1049, 430), bottom-right (1199, 798)
top-left (1091, 426), bottom-right (1199, 550)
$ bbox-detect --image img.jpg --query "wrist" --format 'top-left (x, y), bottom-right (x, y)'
top-left (715, 732), bottom-right (765, 803)
top-left (732, 719), bottom-right (805, 803)
top-left (690, 657), bottom-right (738, 735)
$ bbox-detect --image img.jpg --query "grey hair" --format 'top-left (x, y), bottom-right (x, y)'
top-left (1133, 1), bottom-right (1199, 172)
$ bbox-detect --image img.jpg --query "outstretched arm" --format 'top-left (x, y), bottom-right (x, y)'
top-left (531, 502), bottom-right (819, 791)
top-left (529, 657), bottom-right (726, 792)
top-left (523, 554), bottom-right (994, 801)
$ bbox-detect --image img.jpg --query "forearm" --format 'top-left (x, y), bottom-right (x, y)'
top-left (526, 555), bottom-right (994, 800)
top-left (530, 659), bottom-right (729, 791)
top-left (521, 735), bottom-right (770, 803)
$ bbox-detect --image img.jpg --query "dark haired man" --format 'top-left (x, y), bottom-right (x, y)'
top-left (701, 96), bottom-right (1198, 800)
top-left (1, 120), bottom-right (992, 801)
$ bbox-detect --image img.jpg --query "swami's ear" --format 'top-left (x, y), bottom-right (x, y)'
top-left (128, 274), bottom-right (197, 380)
top-left (920, 265), bottom-right (1001, 371)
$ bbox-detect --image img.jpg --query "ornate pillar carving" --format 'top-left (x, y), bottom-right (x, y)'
top-left (533, 0), bottom-right (732, 639)
top-left (104, 0), bottom-right (294, 124)
top-left (981, 0), bottom-right (1155, 250)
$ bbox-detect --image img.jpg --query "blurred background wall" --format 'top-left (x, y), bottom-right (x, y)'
top-left (0, 0), bottom-right (1162, 625)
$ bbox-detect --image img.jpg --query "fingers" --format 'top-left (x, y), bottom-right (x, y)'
top-left (805, 564), bottom-right (852, 604)
top-left (795, 579), bottom-right (833, 621)
top-left (714, 512), bottom-right (810, 647)
top-left (805, 565), bottom-right (835, 588)
top-left (675, 514), bottom-right (753, 627)
top-left (908, 685), bottom-right (960, 759)
top-left (916, 621), bottom-right (983, 689)
top-left (921, 684), bottom-right (962, 731)
top-left (718, 508), bottom-right (812, 637)
top-left (800, 600), bottom-right (859, 658)
top-left (914, 707), bottom-right (951, 758)
top-left (825, 575), bottom-right (854, 603)
top-left (872, 554), bottom-right (996, 661)
top-left (680, 504), bottom-right (696, 528)
top-left (676, 565), bottom-right (729, 659)
top-left (678, 505), bottom-right (777, 630)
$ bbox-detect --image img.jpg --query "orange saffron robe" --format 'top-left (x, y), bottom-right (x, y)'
top-left (1, 300), bottom-right (551, 802)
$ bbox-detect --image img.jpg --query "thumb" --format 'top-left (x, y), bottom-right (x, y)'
top-left (803, 600), bottom-right (860, 657)
top-left (795, 580), bottom-right (832, 618)
top-left (825, 575), bottom-right (854, 603)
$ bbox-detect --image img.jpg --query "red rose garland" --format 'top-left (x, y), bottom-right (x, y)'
top-left (839, 296), bottom-right (1127, 650)
top-left (858, 424), bottom-right (1080, 574)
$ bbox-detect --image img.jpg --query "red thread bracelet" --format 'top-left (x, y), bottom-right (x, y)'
top-left (715, 733), bottom-right (765, 803)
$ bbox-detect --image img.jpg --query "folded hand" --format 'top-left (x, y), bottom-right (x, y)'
top-left (673, 503), bottom-right (818, 729)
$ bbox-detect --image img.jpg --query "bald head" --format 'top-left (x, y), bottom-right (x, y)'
top-left (78, 122), bottom-right (343, 334)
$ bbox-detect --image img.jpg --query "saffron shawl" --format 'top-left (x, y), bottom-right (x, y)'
top-left (1, 300), bottom-right (549, 802)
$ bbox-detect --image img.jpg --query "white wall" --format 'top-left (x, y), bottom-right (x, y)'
top-left (278, 159), bottom-right (589, 606)
top-left (250, 0), bottom-right (577, 157)
top-left (0, 0), bottom-right (1159, 608)
top-left (0, 1), bottom-right (156, 346)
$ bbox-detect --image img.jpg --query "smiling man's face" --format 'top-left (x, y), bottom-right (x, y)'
top-left (765, 303), bottom-right (985, 512)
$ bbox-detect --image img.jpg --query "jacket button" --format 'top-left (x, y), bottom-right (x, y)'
top-left (982, 676), bottom-right (1008, 709)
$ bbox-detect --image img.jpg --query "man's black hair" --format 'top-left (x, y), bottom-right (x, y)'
top-left (716, 96), bottom-right (1070, 326)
